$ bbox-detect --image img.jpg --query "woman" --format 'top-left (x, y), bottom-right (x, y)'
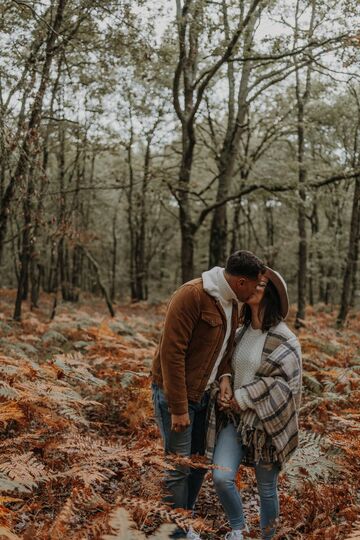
top-left (210, 267), bottom-right (302, 540)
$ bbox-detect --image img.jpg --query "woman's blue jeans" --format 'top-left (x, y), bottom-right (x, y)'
top-left (152, 383), bottom-right (209, 512)
top-left (213, 422), bottom-right (280, 540)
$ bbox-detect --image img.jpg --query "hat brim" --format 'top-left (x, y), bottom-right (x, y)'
top-left (264, 267), bottom-right (289, 319)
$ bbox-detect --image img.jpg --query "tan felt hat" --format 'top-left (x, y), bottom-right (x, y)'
top-left (264, 266), bottom-right (289, 319)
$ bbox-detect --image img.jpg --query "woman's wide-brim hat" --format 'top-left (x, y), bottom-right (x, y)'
top-left (264, 266), bottom-right (289, 319)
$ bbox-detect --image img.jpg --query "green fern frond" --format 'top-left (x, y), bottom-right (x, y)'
top-left (305, 337), bottom-right (341, 355)
top-left (58, 404), bottom-right (88, 425)
top-left (0, 452), bottom-right (50, 491)
top-left (119, 496), bottom-right (211, 534)
top-left (323, 367), bottom-right (359, 393)
top-left (49, 485), bottom-right (107, 539)
top-left (102, 507), bottom-right (145, 540)
top-left (300, 392), bottom-right (349, 414)
top-left (0, 364), bottom-right (19, 376)
top-left (58, 434), bottom-right (127, 458)
top-left (58, 463), bottom-right (115, 486)
top-left (321, 392), bottom-right (350, 403)
top-left (48, 385), bottom-right (83, 401)
top-left (329, 412), bottom-right (360, 431)
top-left (0, 381), bottom-right (19, 400)
top-left (283, 430), bottom-right (345, 490)
top-left (0, 430), bottom-right (47, 451)
top-left (53, 353), bottom-right (106, 386)
top-left (52, 435), bottom-right (157, 488)
top-left (0, 472), bottom-right (30, 493)
top-left (57, 434), bottom-right (144, 469)
top-left (302, 371), bottom-right (323, 395)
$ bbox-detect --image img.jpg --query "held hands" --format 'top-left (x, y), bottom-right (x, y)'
top-left (171, 412), bottom-right (191, 432)
top-left (227, 397), bottom-right (241, 413)
top-left (170, 377), bottom-right (241, 431)
top-left (217, 377), bottom-right (241, 412)
top-left (217, 376), bottom-right (233, 411)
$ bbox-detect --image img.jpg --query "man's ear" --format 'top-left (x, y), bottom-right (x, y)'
top-left (237, 277), bottom-right (245, 286)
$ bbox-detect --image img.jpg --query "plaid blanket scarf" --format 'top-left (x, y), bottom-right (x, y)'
top-left (206, 322), bottom-right (302, 467)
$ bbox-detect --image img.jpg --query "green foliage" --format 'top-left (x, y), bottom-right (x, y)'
top-left (283, 430), bottom-right (345, 491)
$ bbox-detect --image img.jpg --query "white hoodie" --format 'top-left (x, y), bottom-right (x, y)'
top-left (202, 266), bottom-right (239, 388)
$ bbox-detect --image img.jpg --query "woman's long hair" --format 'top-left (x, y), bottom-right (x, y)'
top-left (240, 280), bottom-right (283, 332)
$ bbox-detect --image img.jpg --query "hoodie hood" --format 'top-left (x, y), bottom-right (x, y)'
top-left (202, 266), bottom-right (238, 303)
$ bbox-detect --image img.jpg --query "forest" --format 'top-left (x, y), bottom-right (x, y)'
top-left (0, 0), bottom-right (359, 539)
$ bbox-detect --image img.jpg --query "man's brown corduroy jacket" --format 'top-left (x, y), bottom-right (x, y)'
top-left (151, 278), bottom-right (239, 415)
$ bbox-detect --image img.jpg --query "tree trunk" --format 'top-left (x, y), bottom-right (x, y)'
top-left (180, 212), bottom-right (196, 283)
top-left (209, 9), bottom-right (255, 267)
top-left (9, 216), bottom-right (20, 283)
top-left (324, 270), bottom-right (332, 305)
top-left (0, 0), bottom-right (67, 263)
top-left (0, 21), bottom-right (45, 229)
top-left (295, 105), bottom-right (308, 326)
top-left (175, 109), bottom-right (197, 280)
top-left (47, 247), bottom-right (57, 293)
top-left (125, 114), bottom-right (137, 300)
top-left (30, 57), bottom-right (63, 306)
top-left (132, 119), bottom-right (159, 300)
top-left (172, 0), bottom-right (261, 281)
top-left (294, 0), bottom-right (316, 328)
top-left (110, 210), bottom-right (118, 302)
top-left (83, 150), bottom-right (96, 293)
top-left (57, 112), bottom-right (68, 301)
top-left (265, 201), bottom-right (276, 267)
top-left (308, 199), bottom-right (319, 306)
top-left (337, 176), bottom-right (360, 326)
top-left (13, 164), bottom-right (35, 320)
top-left (350, 230), bottom-right (359, 308)
top-left (70, 128), bottom-right (85, 302)
top-left (231, 198), bottom-right (242, 254)
top-left (71, 247), bottom-right (81, 301)
top-left (78, 245), bottom-right (115, 317)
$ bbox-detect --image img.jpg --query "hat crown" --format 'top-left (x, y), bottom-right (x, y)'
top-left (264, 266), bottom-right (289, 319)
top-left (272, 269), bottom-right (287, 291)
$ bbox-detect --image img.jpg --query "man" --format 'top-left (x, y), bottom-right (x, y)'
top-left (151, 250), bottom-right (265, 539)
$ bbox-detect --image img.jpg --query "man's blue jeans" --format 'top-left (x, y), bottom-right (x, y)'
top-left (152, 383), bottom-right (209, 512)
top-left (213, 422), bottom-right (280, 540)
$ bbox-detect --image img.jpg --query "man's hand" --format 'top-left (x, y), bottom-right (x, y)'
top-left (218, 376), bottom-right (233, 411)
top-left (171, 412), bottom-right (190, 432)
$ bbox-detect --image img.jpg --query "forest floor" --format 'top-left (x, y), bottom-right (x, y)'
top-left (0, 289), bottom-right (359, 540)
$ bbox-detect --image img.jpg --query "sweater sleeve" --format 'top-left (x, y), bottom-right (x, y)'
top-left (235, 388), bottom-right (255, 410)
top-left (159, 285), bottom-right (201, 415)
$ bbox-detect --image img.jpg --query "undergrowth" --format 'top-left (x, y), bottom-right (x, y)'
top-left (0, 290), bottom-right (358, 539)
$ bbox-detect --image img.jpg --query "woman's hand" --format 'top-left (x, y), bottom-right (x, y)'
top-left (218, 376), bottom-right (233, 410)
top-left (228, 397), bottom-right (241, 413)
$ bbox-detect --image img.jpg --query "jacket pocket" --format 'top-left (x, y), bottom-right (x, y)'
top-left (201, 311), bottom-right (222, 327)
top-left (196, 311), bottom-right (223, 347)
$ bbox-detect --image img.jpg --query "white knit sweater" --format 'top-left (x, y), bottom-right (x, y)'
top-left (232, 325), bottom-right (268, 410)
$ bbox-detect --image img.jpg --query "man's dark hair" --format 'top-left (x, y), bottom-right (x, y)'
top-left (240, 280), bottom-right (283, 332)
top-left (225, 250), bottom-right (265, 279)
